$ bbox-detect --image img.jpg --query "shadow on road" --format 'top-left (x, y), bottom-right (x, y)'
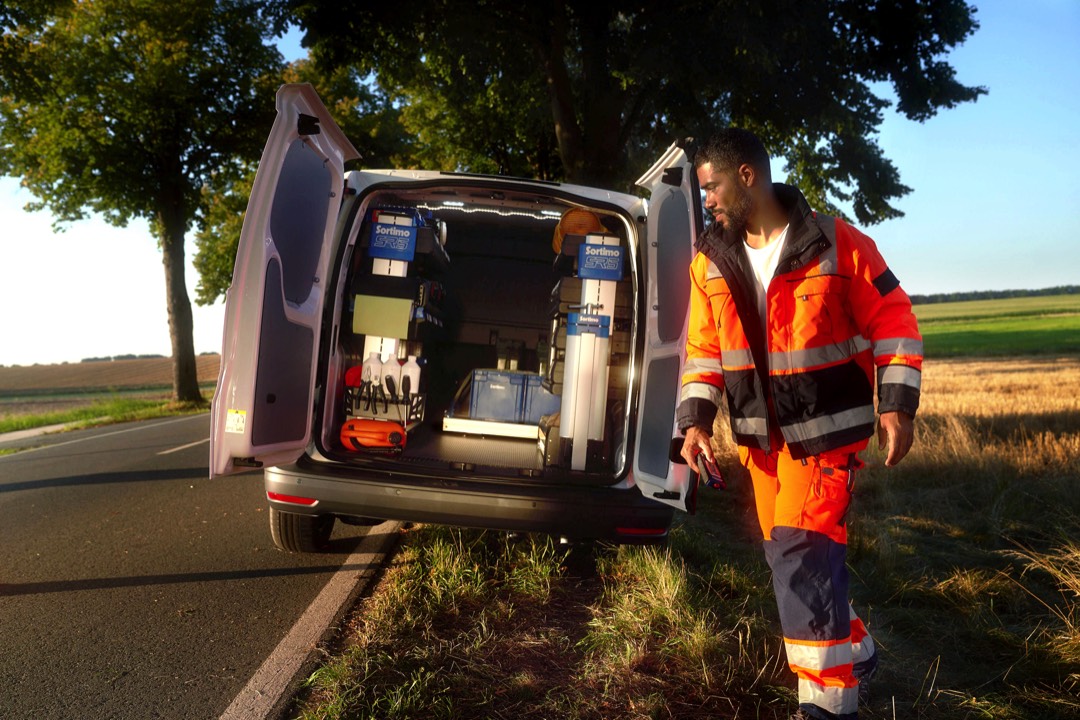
top-left (0, 530), bottom-right (394, 597)
top-left (0, 466), bottom-right (208, 493)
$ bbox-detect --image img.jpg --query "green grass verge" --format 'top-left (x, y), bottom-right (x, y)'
top-left (914, 294), bottom-right (1080, 357)
top-left (0, 396), bottom-right (208, 434)
top-left (290, 435), bottom-right (1080, 719)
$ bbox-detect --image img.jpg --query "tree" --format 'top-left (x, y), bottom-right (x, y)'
top-left (192, 57), bottom-right (413, 304)
top-left (0, 0), bottom-right (283, 402)
top-left (285, 0), bottom-right (985, 224)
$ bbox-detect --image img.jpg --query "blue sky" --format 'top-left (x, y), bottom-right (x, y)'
top-left (1, 1), bottom-right (1077, 366)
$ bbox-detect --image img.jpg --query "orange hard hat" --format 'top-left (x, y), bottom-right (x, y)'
top-left (552, 208), bottom-right (604, 254)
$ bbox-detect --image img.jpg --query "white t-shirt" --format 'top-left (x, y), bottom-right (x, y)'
top-left (743, 224), bottom-right (789, 325)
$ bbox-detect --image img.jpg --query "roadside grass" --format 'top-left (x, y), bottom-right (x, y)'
top-left (913, 294), bottom-right (1080, 357)
top-left (291, 355), bottom-right (1080, 720)
top-left (0, 395), bottom-right (209, 434)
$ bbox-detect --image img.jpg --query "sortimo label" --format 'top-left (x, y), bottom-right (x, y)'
top-left (578, 243), bottom-right (623, 280)
top-left (370, 222), bottom-right (417, 261)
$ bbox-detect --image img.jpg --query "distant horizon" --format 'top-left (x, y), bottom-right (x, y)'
top-left (2, 285), bottom-right (1075, 368)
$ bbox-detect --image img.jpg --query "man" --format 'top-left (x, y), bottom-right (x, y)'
top-left (678, 129), bottom-right (922, 719)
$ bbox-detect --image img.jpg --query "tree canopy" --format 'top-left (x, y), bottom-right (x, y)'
top-left (192, 58), bottom-right (412, 304)
top-left (286, 0), bottom-right (985, 224)
top-left (0, 0), bottom-right (283, 400)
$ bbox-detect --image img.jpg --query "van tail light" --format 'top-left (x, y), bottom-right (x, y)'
top-left (267, 491), bottom-right (318, 507)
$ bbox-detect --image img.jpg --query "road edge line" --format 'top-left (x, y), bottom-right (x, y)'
top-left (218, 521), bottom-right (403, 720)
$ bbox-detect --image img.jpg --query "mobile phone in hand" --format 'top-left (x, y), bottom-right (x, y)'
top-left (696, 453), bottom-right (727, 490)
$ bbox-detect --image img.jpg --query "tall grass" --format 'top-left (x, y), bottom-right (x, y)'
top-left (292, 356), bottom-right (1080, 720)
top-left (0, 396), bottom-right (207, 434)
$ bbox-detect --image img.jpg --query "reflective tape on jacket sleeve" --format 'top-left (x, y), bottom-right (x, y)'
top-left (878, 364), bottom-right (921, 389)
top-left (680, 381), bottom-right (722, 406)
top-left (872, 337), bottom-right (924, 358)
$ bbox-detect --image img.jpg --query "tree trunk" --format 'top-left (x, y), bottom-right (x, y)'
top-left (160, 215), bottom-right (203, 404)
top-left (539, 0), bottom-right (586, 183)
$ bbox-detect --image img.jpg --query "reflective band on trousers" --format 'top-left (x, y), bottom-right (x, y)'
top-left (786, 639), bottom-right (851, 673)
top-left (781, 405), bottom-right (875, 444)
top-left (878, 364), bottom-right (921, 389)
top-left (769, 336), bottom-right (871, 372)
top-left (799, 678), bottom-right (858, 716)
top-left (873, 336), bottom-right (924, 357)
top-left (785, 638), bottom-right (853, 671)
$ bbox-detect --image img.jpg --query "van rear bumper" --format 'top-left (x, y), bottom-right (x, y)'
top-left (264, 458), bottom-right (675, 544)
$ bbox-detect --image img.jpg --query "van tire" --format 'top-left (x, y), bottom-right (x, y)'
top-left (269, 507), bottom-right (335, 553)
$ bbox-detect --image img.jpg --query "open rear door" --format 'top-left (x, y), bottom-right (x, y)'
top-left (630, 141), bottom-right (702, 511)
top-left (210, 84), bottom-right (360, 477)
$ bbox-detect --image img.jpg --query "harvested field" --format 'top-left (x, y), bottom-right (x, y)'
top-left (0, 355), bottom-right (220, 392)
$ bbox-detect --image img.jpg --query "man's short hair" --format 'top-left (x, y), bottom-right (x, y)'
top-left (694, 128), bottom-right (771, 182)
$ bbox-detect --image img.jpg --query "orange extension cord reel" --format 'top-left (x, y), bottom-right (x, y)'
top-left (340, 418), bottom-right (406, 452)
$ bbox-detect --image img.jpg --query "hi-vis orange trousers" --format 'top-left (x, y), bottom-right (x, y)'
top-left (739, 442), bottom-right (878, 720)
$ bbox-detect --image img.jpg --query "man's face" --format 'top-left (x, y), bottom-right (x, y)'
top-left (697, 162), bottom-right (752, 233)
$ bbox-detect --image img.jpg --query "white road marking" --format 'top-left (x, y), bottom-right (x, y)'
top-left (0, 415), bottom-right (205, 459)
top-left (218, 521), bottom-right (402, 720)
top-left (157, 437), bottom-right (210, 455)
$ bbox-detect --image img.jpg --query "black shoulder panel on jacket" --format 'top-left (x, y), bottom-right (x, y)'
top-left (873, 268), bottom-right (900, 297)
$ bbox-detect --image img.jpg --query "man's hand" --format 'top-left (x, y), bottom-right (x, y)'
top-left (680, 425), bottom-right (714, 466)
top-left (877, 411), bottom-right (914, 467)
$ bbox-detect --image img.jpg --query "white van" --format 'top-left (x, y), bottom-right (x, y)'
top-left (210, 84), bottom-right (701, 552)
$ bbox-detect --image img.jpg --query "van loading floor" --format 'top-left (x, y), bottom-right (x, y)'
top-left (399, 429), bottom-right (544, 471)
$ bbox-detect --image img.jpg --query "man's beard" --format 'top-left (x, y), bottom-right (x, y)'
top-left (716, 184), bottom-right (752, 233)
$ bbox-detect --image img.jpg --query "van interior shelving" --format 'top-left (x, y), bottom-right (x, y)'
top-left (315, 183), bottom-right (638, 483)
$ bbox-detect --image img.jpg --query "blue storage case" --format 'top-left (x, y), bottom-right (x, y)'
top-left (469, 370), bottom-right (527, 422)
top-left (523, 375), bottom-right (561, 423)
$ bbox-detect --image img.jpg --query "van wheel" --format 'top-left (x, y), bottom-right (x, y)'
top-left (269, 507), bottom-right (335, 553)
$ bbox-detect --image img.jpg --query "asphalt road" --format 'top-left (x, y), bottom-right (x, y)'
top-left (0, 414), bottom-right (391, 719)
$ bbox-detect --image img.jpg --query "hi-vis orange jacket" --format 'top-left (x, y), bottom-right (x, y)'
top-left (677, 184), bottom-right (923, 459)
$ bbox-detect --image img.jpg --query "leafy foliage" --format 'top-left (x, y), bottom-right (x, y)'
top-left (192, 58), bottom-right (412, 303)
top-left (0, 0), bottom-right (284, 399)
top-left (286, 0), bottom-right (986, 222)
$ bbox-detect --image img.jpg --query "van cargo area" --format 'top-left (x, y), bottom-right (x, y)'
top-left (316, 183), bottom-right (638, 485)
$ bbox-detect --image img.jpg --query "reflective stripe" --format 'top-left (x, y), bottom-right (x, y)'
top-left (769, 336), bottom-right (871, 372)
top-left (705, 259), bottom-right (723, 281)
top-left (680, 381), bottom-right (722, 405)
top-left (683, 357), bottom-right (723, 376)
top-left (873, 337), bottom-right (924, 357)
top-left (878, 364), bottom-right (921, 389)
top-left (782, 405), bottom-right (875, 444)
top-left (720, 348), bottom-right (754, 370)
top-left (798, 678), bottom-right (859, 715)
top-left (732, 415), bottom-right (768, 436)
top-left (785, 638), bottom-right (853, 671)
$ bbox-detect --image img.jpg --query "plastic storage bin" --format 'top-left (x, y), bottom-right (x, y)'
top-left (469, 370), bottom-right (528, 422)
top-left (523, 374), bottom-right (561, 423)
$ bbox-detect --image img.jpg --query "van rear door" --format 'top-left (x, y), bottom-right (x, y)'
top-left (210, 84), bottom-right (359, 478)
top-left (630, 141), bottom-right (702, 512)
